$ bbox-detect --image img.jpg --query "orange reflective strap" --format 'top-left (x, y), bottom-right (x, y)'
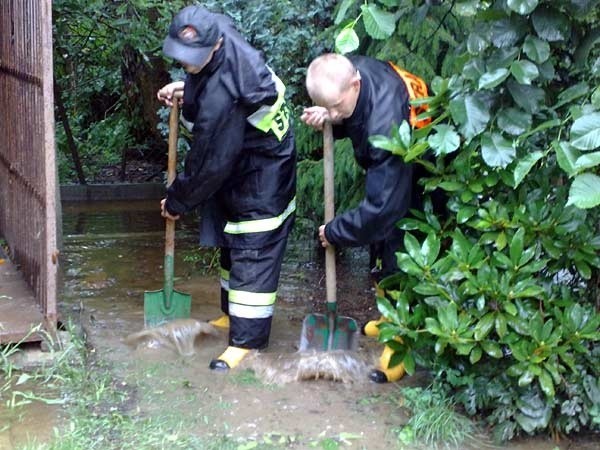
top-left (388, 62), bottom-right (432, 129)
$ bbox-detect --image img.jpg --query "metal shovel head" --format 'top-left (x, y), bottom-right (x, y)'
top-left (144, 289), bottom-right (192, 328)
top-left (299, 313), bottom-right (359, 351)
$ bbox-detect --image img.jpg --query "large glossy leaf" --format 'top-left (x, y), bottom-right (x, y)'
top-left (490, 18), bottom-right (526, 48)
top-left (404, 232), bottom-right (422, 265)
top-left (507, 0), bottom-right (539, 15)
top-left (396, 253), bottom-right (424, 276)
top-left (507, 80), bottom-right (545, 113)
top-left (474, 313), bottom-right (495, 340)
top-left (553, 141), bottom-right (579, 176)
top-left (523, 35), bottom-right (550, 63)
top-left (538, 370), bottom-right (555, 398)
top-left (482, 341), bottom-right (503, 358)
top-left (369, 134), bottom-right (399, 152)
top-left (495, 313), bottom-right (508, 338)
top-left (532, 7), bottom-right (570, 42)
top-left (463, 58), bottom-right (486, 81)
top-left (403, 351), bottom-right (416, 375)
top-left (481, 133), bottom-right (516, 168)
top-left (514, 151), bottom-right (544, 187)
top-left (511, 60), bottom-right (539, 85)
top-left (554, 83), bottom-right (589, 110)
top-left (515, 393), bottom-right (552, 432)
top-left (570, 113), bottom-right (600, 150)
top-left (478, 68), bottom-right (510, 89)
top-left (487, 47), bottom-right (520, 71)
top-left (438, 303), bottom-right (458, 331)
top-left (449, 94), bottom-right (491, 141)
top-left (509, 228), bottom-right (525, 266)
top-left (360, 3), bottom-right (396, 39)
top-left (567, 173), bottom-right (600, 209)
top-left (399, 121), bottom-right (411, 149)
top-left (376, 296), bottom-right (400, 323)
top-left (467, 32), bottom-right (489, 55)
top-left (469, 345), bottom-right (483, 364)
top-left (575, 151), bottom-right (600, 172)
top-left (422, 233), bottom-right (441, 266)
top-left (497, 108), bottom-right (532, 135)
top-left (335, 27), bottom-right (359, 54)
top-left (427, 124), bottom-right (460, 155)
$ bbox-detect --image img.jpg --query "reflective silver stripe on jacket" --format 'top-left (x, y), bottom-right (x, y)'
top-left (224, 196), bottom-right (296, 235)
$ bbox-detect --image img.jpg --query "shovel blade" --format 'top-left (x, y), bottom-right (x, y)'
top-left (299, 313), bottom-right (359, 351)
top-left (144, 289), bottom-right (192, 328)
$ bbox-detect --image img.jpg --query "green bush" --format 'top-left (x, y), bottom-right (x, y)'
top-left (336, 0), bottom-right (600, 440)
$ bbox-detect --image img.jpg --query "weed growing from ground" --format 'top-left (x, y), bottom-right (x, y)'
top-left (392, 384), bottom-right (484, 450)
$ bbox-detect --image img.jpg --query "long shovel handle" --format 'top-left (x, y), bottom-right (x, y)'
top-left (323, 122), bottom-right (336, 305)
top-left (323, 122), bottom-right (337, 350)
top-left (164, 102), bottom-right (179, 308)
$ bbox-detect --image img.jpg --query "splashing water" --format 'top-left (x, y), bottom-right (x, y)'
top-left (123, 319), bottom-right (221, 356)
top-left (244, 349), bottom-right (370, 384)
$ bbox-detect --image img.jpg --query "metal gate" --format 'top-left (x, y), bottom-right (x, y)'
top-left (0, 0), bottom-right (58, 343)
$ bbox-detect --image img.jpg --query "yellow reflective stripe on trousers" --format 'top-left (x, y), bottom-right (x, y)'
top-left (229, 289), bottom-right (276, 306)
top-left (229, 290), bottom-right (276, 319)
top-left (224, 196), bottom-right (296, 235)
top-left (246, 67), bottom-right (289, 141)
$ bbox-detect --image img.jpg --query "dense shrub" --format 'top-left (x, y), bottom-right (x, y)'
top-left (335, 0), bottom-right (600, 440)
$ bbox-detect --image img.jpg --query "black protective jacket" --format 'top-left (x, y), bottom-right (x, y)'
top-left (164, 13), bottom-right (296, 249)
top-left (325, 56), bottom-right (418, 274)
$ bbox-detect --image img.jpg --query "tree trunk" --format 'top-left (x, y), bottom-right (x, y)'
top-left (53, 81), bottom-right (86, 185)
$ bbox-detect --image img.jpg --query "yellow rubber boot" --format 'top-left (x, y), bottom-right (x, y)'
top-left (362, 317), bottom-right (386, 338)
top-left (369, 344), bottom-right (406, 383)
top-left (208, 315), bottom-right (230, 329)
top-left (209, 346), bottom-right (250, 372)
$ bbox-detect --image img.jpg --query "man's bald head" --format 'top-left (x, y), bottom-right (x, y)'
top-left (306, 54), bottom-right (360, 105)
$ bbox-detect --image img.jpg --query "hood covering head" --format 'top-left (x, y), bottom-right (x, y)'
top-left (162, 6), bottom-right (220, 67)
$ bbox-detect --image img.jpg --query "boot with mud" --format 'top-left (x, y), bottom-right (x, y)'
top-left (209, 315), bottom-right (230, 329)
top-left (209, 346), bottom-right (250, 371)
top-left (369, 343), bottom-right (405, 383)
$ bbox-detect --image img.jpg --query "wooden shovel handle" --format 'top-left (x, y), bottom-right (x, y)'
top-left (164, 102), bottom-right (179, 299)
top-left (165, 102), bottom-right (179, 256)
top-left (323, 122), bottom-right (336, 306)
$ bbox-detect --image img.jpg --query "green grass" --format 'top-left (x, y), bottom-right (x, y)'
top-left (2, 324), bottom-right (290, 450)
top-left (391, 385), bottom-right (483, 450)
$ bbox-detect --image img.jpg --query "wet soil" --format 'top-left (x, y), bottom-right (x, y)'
top-left (2, 200), bottom-right (598, 449)
top-left (55, 201), bottom-right (410, 448)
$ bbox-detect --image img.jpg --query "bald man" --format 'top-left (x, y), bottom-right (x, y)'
top-left (301, 53), bottom-right (430, 383)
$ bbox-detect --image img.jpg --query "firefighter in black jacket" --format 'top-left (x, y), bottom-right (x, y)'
top-left (301, 53), bottom-right (430, 383)
top-left (157, 6), bottom-right (296, 371)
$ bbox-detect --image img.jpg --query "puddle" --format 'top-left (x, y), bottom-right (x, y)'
top-left (1, 200), bottom-right (597, 449)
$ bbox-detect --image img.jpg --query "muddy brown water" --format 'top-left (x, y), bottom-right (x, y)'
top-left (1, 200), bottom-right (598, 449)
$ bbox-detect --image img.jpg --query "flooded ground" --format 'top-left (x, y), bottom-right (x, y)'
top-left (1, 200), bottom-right (598, 449)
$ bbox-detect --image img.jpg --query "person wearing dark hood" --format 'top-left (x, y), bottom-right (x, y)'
top-left (300, 53), bottom-right (431, 383)
top-left (156, 6), bottom-right (296, 371)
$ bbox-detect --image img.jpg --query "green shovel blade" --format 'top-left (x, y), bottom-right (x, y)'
top-left (299, 313), bottom-right (359, 351)
top-left (144, 289), bottom-right (191, 328)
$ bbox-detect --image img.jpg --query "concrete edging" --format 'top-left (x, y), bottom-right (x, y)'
top-left (60, 183), bottom-right (165, 202)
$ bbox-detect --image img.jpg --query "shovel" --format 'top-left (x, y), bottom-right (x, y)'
top-left (144, 102), bottom-right (191, 327)
top-left (299, 122), bottom-right (359, 351)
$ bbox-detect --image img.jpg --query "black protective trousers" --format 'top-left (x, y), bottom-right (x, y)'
top-left (218, 237), bottom-right (288, 350)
